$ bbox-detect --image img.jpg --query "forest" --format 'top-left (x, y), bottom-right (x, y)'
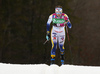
top-left (0, 0), bottom-right (100, 66)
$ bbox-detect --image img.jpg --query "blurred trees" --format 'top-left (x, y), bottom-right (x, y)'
top-left (0, 0), bottom-right (100, 66)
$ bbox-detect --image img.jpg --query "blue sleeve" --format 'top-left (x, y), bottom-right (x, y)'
top-left (67, 22), bottom-right (72, 28)
top-left (47, 23), bottom-right (50, 32)
top-left (46, 14), bottom-right (52, 32)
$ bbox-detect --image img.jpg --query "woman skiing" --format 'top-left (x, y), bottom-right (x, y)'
top-left (46, 5), bottom-right (72, 65)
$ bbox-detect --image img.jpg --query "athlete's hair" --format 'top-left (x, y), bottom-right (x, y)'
top-left (55, 5), bottom-right (62, 9)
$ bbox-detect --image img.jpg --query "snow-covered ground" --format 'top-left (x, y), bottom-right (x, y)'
top-left (0, 63), bottom-right (100, 74)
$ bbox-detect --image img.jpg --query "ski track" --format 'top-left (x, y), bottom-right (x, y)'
top-left (0, 63), bottom-right (100, 74)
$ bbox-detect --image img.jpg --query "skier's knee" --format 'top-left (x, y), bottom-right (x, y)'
top-left (59, 44), bottom-right (65, 52)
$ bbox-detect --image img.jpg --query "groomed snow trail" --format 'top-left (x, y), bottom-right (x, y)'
top-left (0, 63), bottom-right (100, 74)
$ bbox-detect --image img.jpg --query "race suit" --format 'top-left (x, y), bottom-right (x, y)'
top-left (47, 13), bottom-right (72, 59)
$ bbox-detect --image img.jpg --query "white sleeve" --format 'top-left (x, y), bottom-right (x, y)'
top-left (47, 14), bottom-right (52, 24)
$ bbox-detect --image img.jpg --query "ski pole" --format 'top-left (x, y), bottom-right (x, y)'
top-left (66, 25), bottom-right (73, 64)
top-left (43, 40), bottom-right (48, 45)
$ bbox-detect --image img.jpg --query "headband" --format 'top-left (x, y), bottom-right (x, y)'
top-left (55, 8), bottom-right (62, 13)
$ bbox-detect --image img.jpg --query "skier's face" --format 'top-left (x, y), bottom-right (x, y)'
top-left (56, 11), bottom-right (62, 17)
top-left (55, 8), bottom-right (62, 17)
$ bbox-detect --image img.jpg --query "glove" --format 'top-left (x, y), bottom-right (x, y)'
top-left (46, 31), bottom-right (50, 41)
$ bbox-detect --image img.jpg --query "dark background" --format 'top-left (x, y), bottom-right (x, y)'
top-left (0, 0), bottom-right (100, 66)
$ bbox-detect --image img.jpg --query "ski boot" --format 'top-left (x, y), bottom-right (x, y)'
top-left (50, 55), bottom-right (55, 65)
top-left (60, 53), bottom-right (64, 65)
top-left (51, 58), bottom-right (55, 65)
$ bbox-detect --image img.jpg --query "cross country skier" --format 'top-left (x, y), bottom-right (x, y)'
top-left (46, 5), bottom-right (72, 65)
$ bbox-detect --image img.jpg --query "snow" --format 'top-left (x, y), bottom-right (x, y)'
top-left (0, 63), bottom-right (100, 74)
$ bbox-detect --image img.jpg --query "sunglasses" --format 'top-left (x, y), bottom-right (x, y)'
top-left (56, 12), bottom-right (62, 14)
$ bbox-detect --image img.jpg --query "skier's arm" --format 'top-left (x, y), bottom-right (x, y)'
top-left (47, 14), bottom-right (52, 33)
top-left (46, 14), bottom-right (52, 41)
top-left (64, 14), bottom-right (72, 28)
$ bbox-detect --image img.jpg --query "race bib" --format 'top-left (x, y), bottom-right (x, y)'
top-left (52, 18), bottom-right (65, 24)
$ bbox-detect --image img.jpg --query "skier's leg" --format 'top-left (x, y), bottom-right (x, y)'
top-left (51, 28), bottom-right (57, 64)
top-left (58, 30), bottom-right (65, 65)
